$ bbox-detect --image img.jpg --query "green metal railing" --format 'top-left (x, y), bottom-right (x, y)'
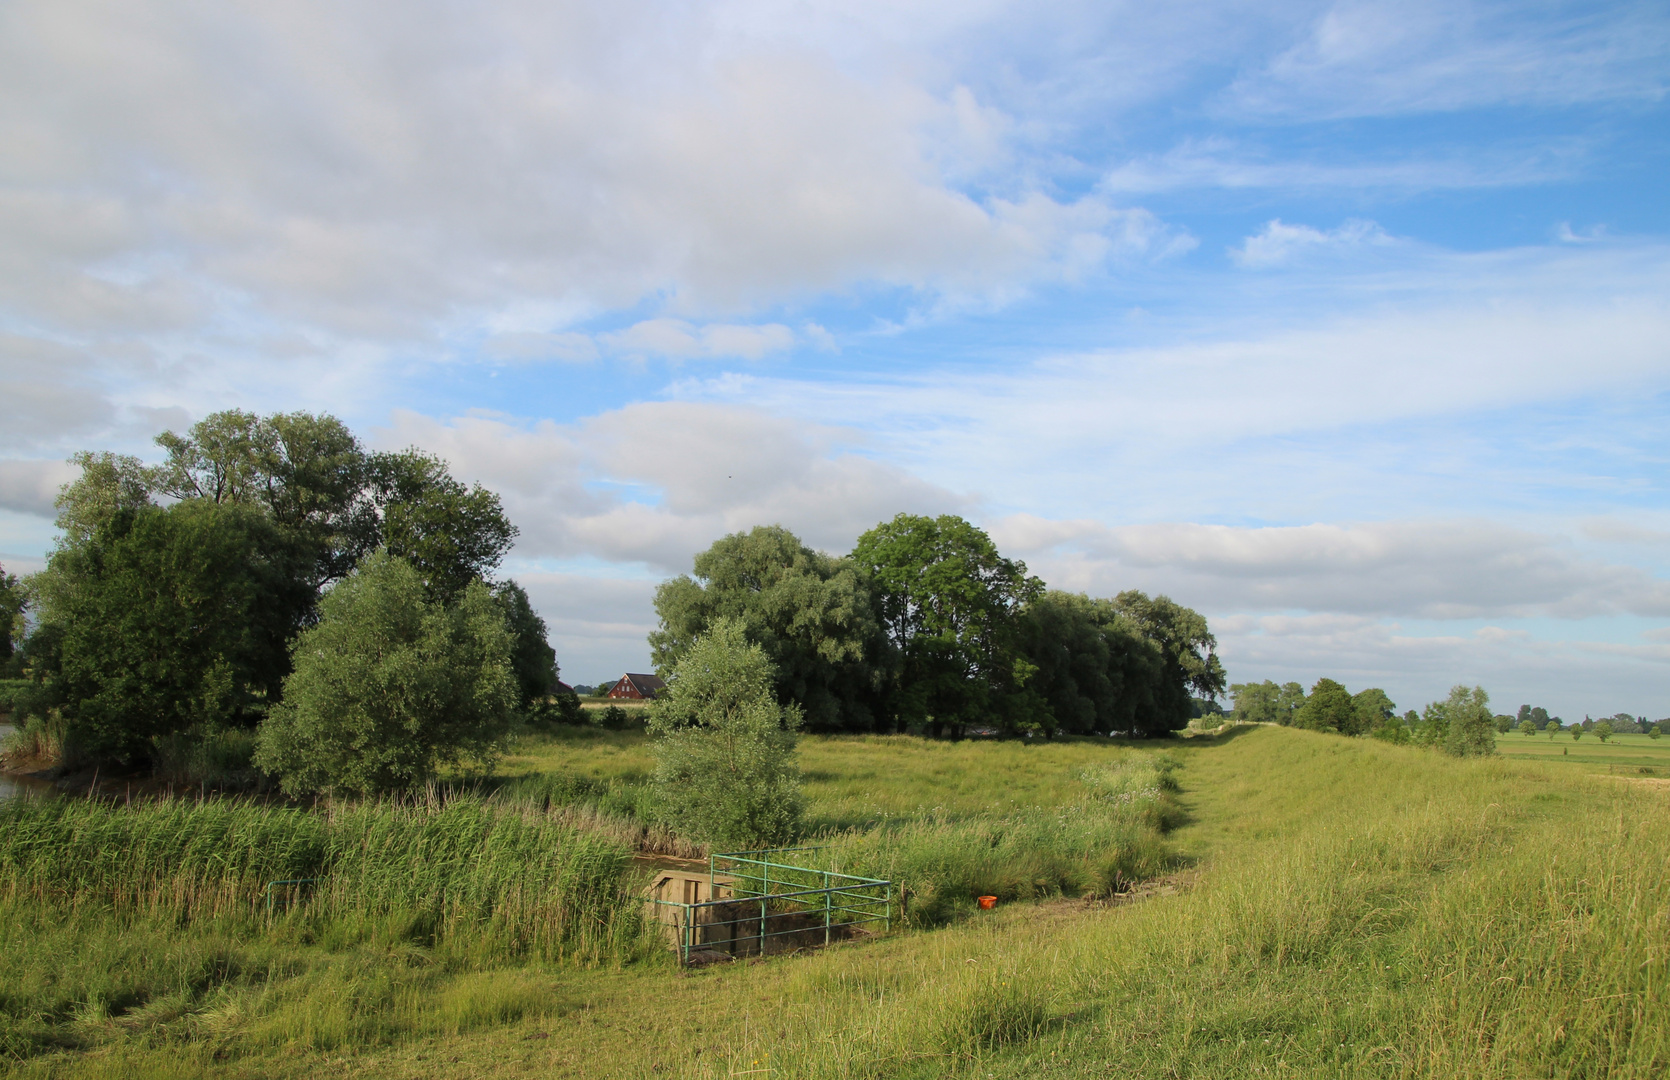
top-left (648, 847), bottom-right (892, 965)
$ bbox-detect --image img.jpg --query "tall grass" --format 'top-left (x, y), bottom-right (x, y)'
top-left (0, 793), bottom-right (648, 962)
top-left (817, 753), bottom-right (1182, 924)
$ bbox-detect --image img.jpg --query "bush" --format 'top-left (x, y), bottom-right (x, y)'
top-left (646, 618), bottom-right (804, 848)
top-left (596, 704), bottom-right (632, 731)
top-left (254, 553), bottom-right (518, 795)
top-left (1594, 720), bottom-right (1614, 743)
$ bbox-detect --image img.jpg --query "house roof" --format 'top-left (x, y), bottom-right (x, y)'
top-left (618, 672), bottom-right (666, 696)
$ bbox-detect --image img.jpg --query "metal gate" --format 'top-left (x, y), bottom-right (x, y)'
top-left (646, 846), bottom-right (892, 964)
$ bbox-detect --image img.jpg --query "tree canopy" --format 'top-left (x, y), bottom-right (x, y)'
top-left (31, 501), bottom-right (312, 765)
top-left (851, 513), bottom-right (1042, 735)
top-left (650, 525), bottom-right (882, 732)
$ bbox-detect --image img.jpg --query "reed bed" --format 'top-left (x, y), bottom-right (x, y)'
top-left (0, 794), bottom-right (647, 964)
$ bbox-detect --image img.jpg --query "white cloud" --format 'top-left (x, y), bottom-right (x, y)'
top-left (601, 320), bottom-right (798, 362)
top-left (374, 404), bottom-right (965, 572)
top-left (1227, 0), bottom-right (1670, 119)
top-left (990, 517), bottom-right (1670, 619)
top-left (1231, 218), bottom-right (1398, 267)
top-left (0, 460), bottom-right (78, 518)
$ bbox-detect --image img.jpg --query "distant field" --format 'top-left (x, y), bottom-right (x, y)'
top-left (1495, 729), bottom-right (1670, 774)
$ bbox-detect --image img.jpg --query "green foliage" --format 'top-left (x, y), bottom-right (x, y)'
top-left (254, 553), bottom-right (518, 795)
top-left (492, 579), bottom-right (559, 709)
top-left (1231, 680), bottom-right (1304, 726)
top-left (1294, 677), bottom-right (1354, 733)
top-left (1370, 709), bottom-right (1412, 744)
top-left (1015, 591), bottom-right (1167, 737)
top-left (1413, 701), bottom-right (1449, 747)
top-left (1441, 684), bottom-right (1497, 757)
top-left (1351, 687), bottom-right (1396, 736)
top-left (1109, 591), bottom-right (1226, 718)
top-left (650, 525), bottom-right (883, 732)
top-left (26, 501), bottom-right (311, 765)
top-left (0, 562), bottom-right (24, 668)
top-left (365, 450), bottom-right (517, 603)
top-left (596, 704), bottom-right (632, 731)
top-left (852, 513), bottom-right (1043, 736)
top-left (1519, 718), bottom-right (1537, 736)
top-left (645, 618), bottom-right (804, 848)
top-left (1572, 725), bottom-right (1584, 741)
top-left (1653, 725), bottom-right (1663, 740)
top-left (1593, 720), bottom-right (1614, 742)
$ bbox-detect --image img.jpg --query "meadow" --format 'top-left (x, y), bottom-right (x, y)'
top-left (3, 725), bottom-right (1667, 1078)
top-left (1494, 728), bottom-right (1670, 774)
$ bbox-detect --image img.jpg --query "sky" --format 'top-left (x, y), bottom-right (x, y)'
top-left (1, 0), bottom-right (1667, 719)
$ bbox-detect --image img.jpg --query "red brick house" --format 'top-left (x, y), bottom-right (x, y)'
top-left (606, 673), bottom-right (666, 700)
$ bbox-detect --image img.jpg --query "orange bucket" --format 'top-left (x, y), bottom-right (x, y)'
top-left (977, 895), bottom-right (997, 910)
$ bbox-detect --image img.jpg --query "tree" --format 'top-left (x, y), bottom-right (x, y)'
top-left (1229, 680), bottom-right (1280, 724)
top-left (1442, 685), bottom-right (1496, 757)
top-left (1109, 591), bottom-right (1226, 734)
top-left (1546, 718), bottom-right (1561, 739)
top-left (0, 562), bottom-right (23, 669)
top-left (28, 502), bottom-right (311, 765)
top-left (492, 580), bottom-right (559, 709)
top-left (1351, 688), bottom-right (1397, 737)
top-left (1516, 704), bottom-right (1532, 728)
top-left (1571, 725), bottom-right (1584, 742)
top-left (1295, 678), bottom-right (1355, 734)
top-left (1651, 725), bottom-right (1663, 740)
top-left (851, 514), bottom-right (1041, 736)
top-left (1530, 706), bottom-right (1550, 729)
top-left (645, 618), bottom-right (804, 847)
top-left (1594, 720), bottom-right (1614, 743)
top-left (1518, 719), bottom-right (1537, 737)
top-left (1018, 591), bottom-right (1166, 737)
top-left (254, 552), bottom-right (517, 795)
top-left (651, 526), bottom-right (883, 732)
top-left (364, 450), bottom-right (517, 603)
top-left (53, 451), bottom-right (161, 545)
top-left (1413, 701), bottom-right (1449, 748)
top-left (1371, 709), bottom-right (1411, 744)
top-left (155, 410), bottom-right (375, 592)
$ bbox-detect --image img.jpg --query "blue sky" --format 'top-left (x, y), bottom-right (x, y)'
top-left (1, 0), bottom-right (1667, 718)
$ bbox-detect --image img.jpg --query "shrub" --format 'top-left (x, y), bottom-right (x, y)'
top-left (254, 552), bottom-right (518, 795)
top-left (646, 618), bottom-right (803, 848)
top-left (1594, 720), bottom-right (1614, 743)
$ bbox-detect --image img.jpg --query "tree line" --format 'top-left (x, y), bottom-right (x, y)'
top-left (1229, 677), bottom-right (1500, 757)
top-left (1, 410), bottom-right (570, 790)
top-left (649, 521), bottom-right (1224, 739)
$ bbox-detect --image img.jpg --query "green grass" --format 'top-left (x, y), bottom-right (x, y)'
top-left (7, 726), bottom-right (1668, 1078)
top-left (1495, 729), bottom-right (1670, 773)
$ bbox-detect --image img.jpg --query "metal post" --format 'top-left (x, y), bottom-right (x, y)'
top-left (824, 871), bottom-right (831, 946)
top-left (758, 897), bottom-right (766, 957)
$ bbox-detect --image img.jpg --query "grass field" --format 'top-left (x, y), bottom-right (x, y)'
top-left (1495, 729), bottom-right (1670, 774)
top-left (5, 726), bottom-right (1668, 1078)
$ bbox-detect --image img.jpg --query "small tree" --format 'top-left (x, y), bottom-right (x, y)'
top-left (1651, 725), bottom-right (1663, 740)
top-left (1546, 718), bottom-right (1561, 739)
top-left (1571, 725), bottom-right (1583, 742)
top-left (646, 618), bottom-right (804, 848)
top-left (1518, 719), bottom-right (1537, 737)
top-left (254, 552), bottom-right (517, 795)
top-left (1442, 685), bottom-right (1496, 758)
top-left (1594, 720), bottom-right (1614, 743)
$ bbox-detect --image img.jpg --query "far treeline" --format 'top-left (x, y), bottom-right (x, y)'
top-left (0, 410), bottom-right (1225, 796)
top-left (1229, 678), bottom-right (1667, 756)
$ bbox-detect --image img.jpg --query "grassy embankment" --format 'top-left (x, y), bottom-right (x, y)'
top-left (0, 732), bottom-right (1179, 1074)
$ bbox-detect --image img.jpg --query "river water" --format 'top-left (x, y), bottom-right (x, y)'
top-left (0, 723), bottom-right (56, 802)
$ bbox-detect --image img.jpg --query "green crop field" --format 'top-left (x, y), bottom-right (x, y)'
top-left (1494, 729), bottom-right (1670, 774)
top-left (4, 725), bottom-right (1667, 1078)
